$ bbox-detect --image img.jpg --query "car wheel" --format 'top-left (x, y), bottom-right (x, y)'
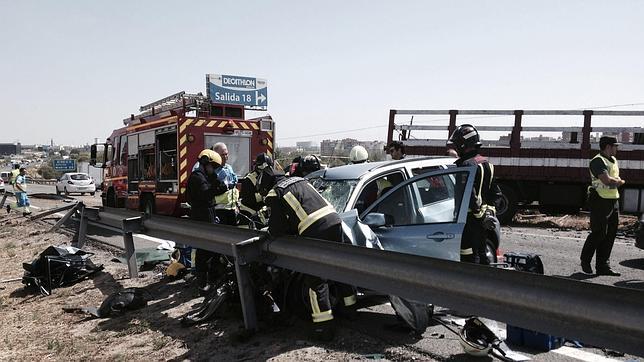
top-left (90, 192), bottom-right (96, 197)
top-left (496, 184), bottom-right (518, 224)
top-left (56, 187), bottom-right (62, 196)
top-left (80, 192), bottom-right (85, 196)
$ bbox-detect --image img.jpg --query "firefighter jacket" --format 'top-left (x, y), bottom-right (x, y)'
top-left (589, 153), bottom-right (620, 200)
top-left (239, 171), bottom-right (264, 215)
top-left (456, 150), bottom-right (502, 218)
top-left (186, 166), bottom-right (226, 222)
top-left (266, 177), bottom-right (341, 238)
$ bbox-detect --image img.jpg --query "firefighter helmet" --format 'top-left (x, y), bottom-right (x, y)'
top-left (447, 124), bottom-right (482, 153)
top-left (257, 166), bottom-right (284, 196)
top-left (300, 155), bottom-right (321, 175)
top-left (198, 149), bottom-right (222, 166)
top-left (457, 317), bottom-right (497, 357)
top-left (254, 153), bottom-right (274, 171)
top-left (349, 146), bottom-right (368, 164)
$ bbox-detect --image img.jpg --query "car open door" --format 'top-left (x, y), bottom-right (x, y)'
top-left (360, 166), bottom-right (475, 262)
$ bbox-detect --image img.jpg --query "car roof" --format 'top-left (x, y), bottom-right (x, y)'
top-left (310, 156), bottom-right (456, 180)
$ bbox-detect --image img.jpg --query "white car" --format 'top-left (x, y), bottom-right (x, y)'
top-left (56, 173), bottom-right (96, 196)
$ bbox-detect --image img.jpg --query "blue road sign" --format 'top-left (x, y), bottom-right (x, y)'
top-left (53, 159), bottom-right (77, 172)
top-left (206, 74), bottom-right (268, 110)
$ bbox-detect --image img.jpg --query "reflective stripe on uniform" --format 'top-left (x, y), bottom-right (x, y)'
top-left (343, 295), bottom-right (357, 307)
top-left (460, 248), bottom-right (474, 255)
top-left (309, 289), bottom-right (334, 323)
top-left (266, 189), bottom-right (277, 198)
top-left (283, 191), bottom-right (335, 234)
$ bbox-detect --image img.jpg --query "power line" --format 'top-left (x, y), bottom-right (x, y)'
top-left (279, 125), bottom-right (388, 140)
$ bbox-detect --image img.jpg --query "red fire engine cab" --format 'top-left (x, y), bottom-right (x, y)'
top-left (91, 91), bottom-right (275, 216)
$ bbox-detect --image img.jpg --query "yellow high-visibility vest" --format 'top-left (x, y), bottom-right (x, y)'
top-left (590, 153), bottom-right (620, 199)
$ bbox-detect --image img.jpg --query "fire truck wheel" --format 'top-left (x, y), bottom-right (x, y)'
top-left (106, 189), bottom-right (116, 207)
top-left (496, 184), bottom-right (517, 224)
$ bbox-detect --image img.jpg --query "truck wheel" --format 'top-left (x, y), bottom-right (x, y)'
top-left (496, 184), bottom-right (518, 224)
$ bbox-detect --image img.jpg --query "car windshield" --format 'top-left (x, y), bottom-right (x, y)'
top-left (70, 174), bottom-right (90, 181)
top-left (309, 178), bottom-right (357, 212)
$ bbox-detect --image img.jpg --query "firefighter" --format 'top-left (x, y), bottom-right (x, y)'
top-left (257, 166), bottom-right (357, 341)
top-left (580, 136), bottom-right (625, 276)
top-left (239, 153), bottom-right (273, 225)
top-left (447, 124), bottom-right (502, 264)
top-left (349, 145), bottom-right (369, 164)
top-left (186, 149), bottom-right (227, 290)
top-left (290, 155), bottom-right (321, 177)
top-left (212, 142), bottom-right (239, 225)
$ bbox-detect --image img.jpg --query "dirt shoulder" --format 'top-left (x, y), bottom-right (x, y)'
top-left (0, 217), bottom-right (431, 362)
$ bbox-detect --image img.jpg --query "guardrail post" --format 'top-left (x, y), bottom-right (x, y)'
top-left (232, 236), bottom-right (264, 331)
top-left (72, 203), bottom-right (88, 248)
top-left (51, 203), bottom-right (80, 233)
top-left (122, 217), bottom-right (143, 279)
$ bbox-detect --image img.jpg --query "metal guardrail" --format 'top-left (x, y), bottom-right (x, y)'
top-left (84, 209), bottom-right (644, 357)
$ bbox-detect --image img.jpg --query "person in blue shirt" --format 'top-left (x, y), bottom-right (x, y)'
top-left (212, 142), bottom-right (239, 225)
top-left (14, 167), bottom-right (32, 216)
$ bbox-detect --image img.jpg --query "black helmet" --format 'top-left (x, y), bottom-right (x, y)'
top-left (300, 155), bottom-right (321, 176)
top-left (254, 153), bottom-right (274, 171)
top-left (447, 124), bottom-right (482, 153)
top-left (257, 166), bottom-right (284, 196)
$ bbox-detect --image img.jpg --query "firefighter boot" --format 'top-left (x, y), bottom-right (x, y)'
top-left (311, 319), bottom-right (336, 342)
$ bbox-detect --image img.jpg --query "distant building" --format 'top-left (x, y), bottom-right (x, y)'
top-left (0, 142), bottom-right (21, 156)
top-left (296, 141), bottom-right (320, 153)
top-left (320, 138), bottom-right (386, 161)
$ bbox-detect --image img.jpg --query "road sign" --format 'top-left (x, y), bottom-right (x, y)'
top-left (53, 159), bottom-right (77, 172)
top-left (206, 74), bottom-right (268, 110)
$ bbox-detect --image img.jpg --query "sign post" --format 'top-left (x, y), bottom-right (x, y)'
top-left (206, 74), bottom-right (268, 110)
top-left (53, 159), bottom-right (77, 172)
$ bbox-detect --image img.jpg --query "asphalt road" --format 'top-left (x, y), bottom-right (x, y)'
top-left (19, 195), bottom-right (644, 361)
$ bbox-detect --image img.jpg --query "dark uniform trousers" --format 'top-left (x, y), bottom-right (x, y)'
top-left (581, 189), bottom-right (619, 269)
top-left (267, 177), bottom-right (356, 324)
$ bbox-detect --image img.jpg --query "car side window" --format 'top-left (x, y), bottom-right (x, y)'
top-left (355, 171), bottom-right (405, 215)
top-left (369, 170), bottom-right (468, 226)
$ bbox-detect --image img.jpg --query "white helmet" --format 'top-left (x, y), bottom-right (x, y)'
top-left (458, 318), bottom-right (495, 357)
top-left (349, 145), bottom-right (368, 164)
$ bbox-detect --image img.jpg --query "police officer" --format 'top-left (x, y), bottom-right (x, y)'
top-left (447, 124), bottom-right (501, 264)
top-left (186, 149), bottom-right (227, 290)
top-left (580, 136), bottom-right (625, 276)
top-left (349, 145), bottom-right (369, 164)
top-left (257, 166), bottom-right (356, 341)
top-left (239, 153), bottom-right (273, 225)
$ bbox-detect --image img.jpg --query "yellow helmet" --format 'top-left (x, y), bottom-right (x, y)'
top-left (198, 149), bottom-right (222, 165)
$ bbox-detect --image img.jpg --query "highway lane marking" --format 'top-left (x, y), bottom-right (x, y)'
top-left (552, 346), bottom-right (619, 362)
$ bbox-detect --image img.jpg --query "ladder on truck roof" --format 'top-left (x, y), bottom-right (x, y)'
top-left (124, 91), bottom-right (207, 126)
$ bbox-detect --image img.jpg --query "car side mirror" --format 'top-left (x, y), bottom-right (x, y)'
top-left (363, 213), bottom-right (388, 228)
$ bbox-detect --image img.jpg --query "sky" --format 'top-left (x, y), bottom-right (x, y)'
top-left (1, 1), bottom-right (643, 147)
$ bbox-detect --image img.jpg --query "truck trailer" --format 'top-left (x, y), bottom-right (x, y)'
top-left (386, 109), bottom-right (644, 223)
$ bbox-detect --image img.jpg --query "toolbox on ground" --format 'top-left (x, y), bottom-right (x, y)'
top-left (504, 252), bottom-right (562, 351)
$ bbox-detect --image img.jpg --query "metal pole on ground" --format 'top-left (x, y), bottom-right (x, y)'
top-left (122, 217), bottom-right (143, 279)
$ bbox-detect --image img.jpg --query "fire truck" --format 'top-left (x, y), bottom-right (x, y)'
top-left (91, 91), bottom-right (274, 216)
top-left (386, 109), bottom-right (644, 223)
